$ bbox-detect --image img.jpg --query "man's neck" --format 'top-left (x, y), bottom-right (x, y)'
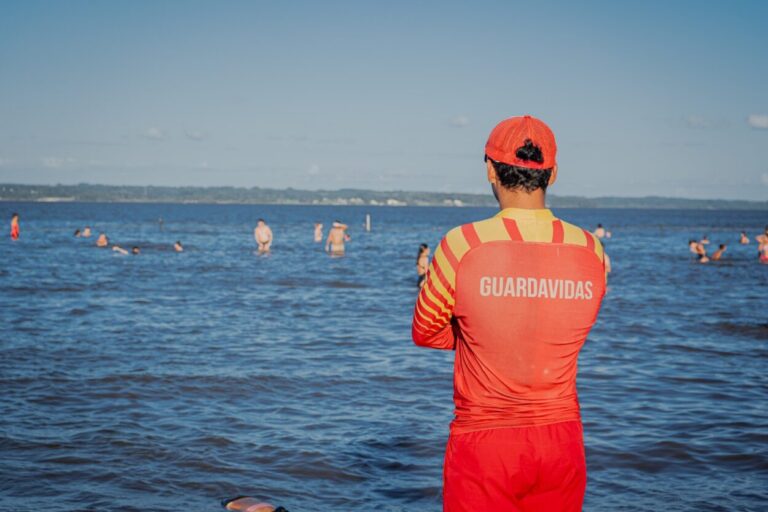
top-left (496, 188), bottom-right (547, 210)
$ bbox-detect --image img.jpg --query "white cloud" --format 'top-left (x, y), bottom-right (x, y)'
top-left (185, 130), bottom-right (207, 141)
top-left (747, 114), bottom-right (768, 129)
top-left (449, 115), bottom-right (470, 128)
top-left (144, 127), bottom-right (166, 140)
top-left (308, 163), bottom-right (320, 175)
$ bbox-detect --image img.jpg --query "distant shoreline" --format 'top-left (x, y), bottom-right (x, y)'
top-left (1, 183), bottom-right (766, 210)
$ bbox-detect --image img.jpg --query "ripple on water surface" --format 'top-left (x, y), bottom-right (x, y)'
top-left (1, 204), bottom-right (766, 511)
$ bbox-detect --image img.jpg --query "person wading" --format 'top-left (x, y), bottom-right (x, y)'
top-left (411, 115), bottom-right (607, 511)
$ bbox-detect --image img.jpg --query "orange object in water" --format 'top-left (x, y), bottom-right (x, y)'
top-left (10, 218), bottom-right (19, 240)
top-left (222, 496), bottom-right (289, 512)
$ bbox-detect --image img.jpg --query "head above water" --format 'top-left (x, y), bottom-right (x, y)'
top-left (11, 212), bottom-right (18, 220)
top-left (484, 116), bottom-right (558, 207)
top-left (131, 246), bottom-right (140, 254)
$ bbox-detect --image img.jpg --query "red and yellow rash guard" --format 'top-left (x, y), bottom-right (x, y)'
top-left (412, 208), bottom-right (606, 434)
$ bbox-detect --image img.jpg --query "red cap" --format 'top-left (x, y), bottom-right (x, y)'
top-left (485, 115), bottom-right (557, 170)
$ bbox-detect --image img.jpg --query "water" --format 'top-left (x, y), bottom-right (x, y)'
top-left (1, 203), bottom-right (766, 512)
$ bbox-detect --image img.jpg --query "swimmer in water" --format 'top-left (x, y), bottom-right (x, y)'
top-left (131, 246), bottom-right (140, 255)
top-left (689, 239), bottom-right (699, 255)
top-left (112, 245), bottom-right (128, 255)
top-left (700, 234), bottom-right (710, 245)
top-left (74, 229), bottom-right (81, 237)
top-left (174, 241), bottom-right (183, 252)
top-left (739, 231), bottom-right (749, 244)
top-left (325, 220), bottom-right (348, 256)
top-left (96, 233), bottom-right (109, 247)
top-left (417, 243), bottom-right (429, 287)
top-left (10, 212), bottom-right (19, 240)
top-left (689, 239), bottom-right (708, 263)
top-left (82, 226), bottom-right (92, 238)
top-left (593, 223), bottom-right (606, 239)
top-left (254, 218), bottom-right (273, 254)
top-left (711, 244), bottom-right (726, 261)
top-left (222, 496), bottom-right (288, 512)
top-left (314, 222), bottom-right (323, 243)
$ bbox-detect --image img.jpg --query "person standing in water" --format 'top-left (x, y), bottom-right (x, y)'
top-left (173, 241), bottom-right (184, 252)
top-left (711, 244), bottom-right (727, 261)
top-left (689, 239), bottom-right (709, 263)
top-left (314, 222), bottom-right (323, 243)
top-left (325, 221), bottom-right (348, 256)
top-left (82, 226), bottom-right (92, 238)
top-left (416, 243), bottom-right (429, 287)
top-left (756, 226), bottom-right (768, 247)
top-left (96, 233), bottom-right (109, 247)
top-left (411, 116), bottom-right (606, 511)
top-left (757, 226), bottom-right (768, 262)
top-left (10, 213), bottom-right (19, 240)
top-left (739, 231), bottom-right (749, 244)
top-left (254, 219), bottom-right (273, 254)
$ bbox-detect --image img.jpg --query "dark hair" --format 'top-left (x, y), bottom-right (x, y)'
top-left (257, 218), bottom-right (264, 223)
top-left (417, 243), bottom-right (428, 262)
top-left (719, 244), bottom-right (726, 249)
top-left (597, 223), bottom-right (603, 228)
top-left (175, 241), bottom-right (181, 245)
top-left (74, 229), bottom-right (81, 235)
top-left (485, 140), bottom-right (552, 193)
top-left (11, 212), bottom-right (18, 218)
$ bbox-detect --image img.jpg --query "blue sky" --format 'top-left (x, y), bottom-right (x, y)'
top-left (0, 0), bottom-right (766, 199)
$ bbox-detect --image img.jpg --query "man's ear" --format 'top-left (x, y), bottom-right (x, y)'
top-left (486, 159), bottom-right (497, 184)
top-left (548, 165), bottom-right (558, 186)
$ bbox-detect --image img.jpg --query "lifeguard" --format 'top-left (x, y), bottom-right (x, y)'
top-left (411, 115), bottom-right (607, 511)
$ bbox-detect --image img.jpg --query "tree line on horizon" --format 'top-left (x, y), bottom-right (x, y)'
top-left (0, 183), bottom-right (765, 210)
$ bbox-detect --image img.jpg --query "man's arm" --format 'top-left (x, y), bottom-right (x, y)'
top-left (411, 231), bottom-right (462, 350)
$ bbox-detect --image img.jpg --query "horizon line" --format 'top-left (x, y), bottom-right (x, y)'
top-left (1, 181), bottom-right (767, 205)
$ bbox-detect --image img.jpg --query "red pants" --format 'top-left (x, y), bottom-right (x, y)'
top-left (443, 421), bottom-right (586, 512)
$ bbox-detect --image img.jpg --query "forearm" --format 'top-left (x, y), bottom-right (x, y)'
top-left (411, 250), bottom-right (456, 349)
